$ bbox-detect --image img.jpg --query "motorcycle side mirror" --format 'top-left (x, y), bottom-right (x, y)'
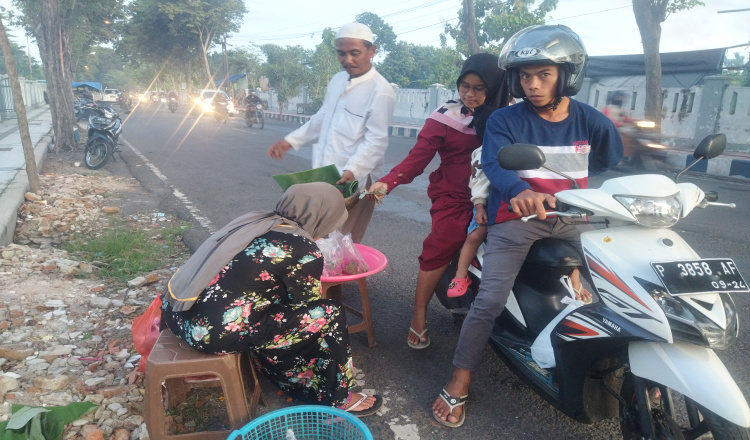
top-left (693, 133), bottom-right (726, 160)
top-left (676, 133), bottom-right (726, 182)
top-left (497, 143), bottom-right (580, 189)
top-left (496, 144), bottom-right (546, 170)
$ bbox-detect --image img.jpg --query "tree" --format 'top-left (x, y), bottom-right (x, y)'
top-left (632, 0), bottom-right (703, 130)
top-left (378, 41), bottom-right (464, 89)
top-left (445, 0), bottom-right (557, 56)
top-left (11, 0), bottom-right (126, 152)
top-left (355, 12), bottom-right (397, 55)
top-left (260, 44), bottom-right (310, 118)
top-left (0, 33), bottom-right (43, 79)
top-left (723, 52), bottom-right (748, 86)
top-left (463, 0), bottom-right (480, 55)
top-left (12, 0), bottom-right (77, 153)
top-left (0, 15), bottom-right (39, 191)
top-left (157, 0), bottom-right (246, 83)
top-left (304, 28), bottom-right (339, 112)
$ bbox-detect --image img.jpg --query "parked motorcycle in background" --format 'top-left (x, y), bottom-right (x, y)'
top-left (244, 103), bottom-right (264, 128)
top-left (84, 103), bottom-right (122, 170)
top-left (434, 134), bottom-right (750, 439)
top-left (74, 97), bottom-right (96, 122)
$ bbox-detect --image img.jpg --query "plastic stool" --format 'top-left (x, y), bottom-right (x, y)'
top-left (144, 329), bottom-right (265, 440)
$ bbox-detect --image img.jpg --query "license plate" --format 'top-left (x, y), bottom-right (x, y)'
top-left (651, 259), bottom-right (750, 296)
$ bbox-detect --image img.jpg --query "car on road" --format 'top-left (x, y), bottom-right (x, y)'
top-left (103, 89), bottom-right (120, 102)
top-left (194, 89), bottom-right (237, 116)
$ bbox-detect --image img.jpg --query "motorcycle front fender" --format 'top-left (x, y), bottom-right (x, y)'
top-left (629, 340), bottom-right (750, 427)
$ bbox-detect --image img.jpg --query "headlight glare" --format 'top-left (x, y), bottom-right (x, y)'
top-left (614, 194), bottom-right (681, 228)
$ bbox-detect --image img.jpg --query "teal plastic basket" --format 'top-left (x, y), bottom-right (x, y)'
top-left (228, 406), bottom-right (373, 440)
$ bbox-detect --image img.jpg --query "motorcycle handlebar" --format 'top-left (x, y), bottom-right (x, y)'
top-left (520, 211), bottom-right (586, 223)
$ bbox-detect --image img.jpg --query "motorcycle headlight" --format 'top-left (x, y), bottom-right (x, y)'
top-left (227, 102), bottom-right (235, 111)
top-left (202, 103), bottom-right (213, 112)
top-left (613, 194), bottom-right (681, 228)
top-left (636, 120), bottom-right (655, 128)
top-left (193, 98), bottom-right (203, 105)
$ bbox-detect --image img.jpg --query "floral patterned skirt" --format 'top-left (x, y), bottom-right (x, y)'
top-left (162, 298), bottom-right (354, 407)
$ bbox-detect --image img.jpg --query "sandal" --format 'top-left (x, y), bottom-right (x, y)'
top-left (407, 326), bottom-right (430, 349)
top-left (342, 393), bottom-right (383, 418)
top-left (573, 284), bottom-right (593, 305)
top-left (433, 388), bottom-right (468, 428)
top-left (447, 276), bottom-right (471, 298)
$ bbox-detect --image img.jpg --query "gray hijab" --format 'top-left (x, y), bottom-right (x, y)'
top-left (166, 182), bottom-right (348, 311)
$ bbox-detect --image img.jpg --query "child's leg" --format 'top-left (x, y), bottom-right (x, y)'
top-left (448, 226), bottom-right (487, 298)
top-left (454, 226), bottom-right (486, 280)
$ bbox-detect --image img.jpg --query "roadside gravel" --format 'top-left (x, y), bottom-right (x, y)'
top-left (0, 151), bottom-right (190, 440)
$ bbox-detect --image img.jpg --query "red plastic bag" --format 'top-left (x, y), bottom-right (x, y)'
top-left (132, 294), bottom-right (163, 372)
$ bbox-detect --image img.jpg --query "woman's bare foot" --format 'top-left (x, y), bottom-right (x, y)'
top-left (341, 393), bottom-right (377, 411)
top-left (432, 369), bottom-right (470, 424)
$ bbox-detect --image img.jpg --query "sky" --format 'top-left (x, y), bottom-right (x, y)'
top-left (2, 0), bottom-right (749, 64)
top-left (233, 0), bottom-right (750, 58)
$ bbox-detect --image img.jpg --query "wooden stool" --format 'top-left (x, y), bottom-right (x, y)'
top-left (144, 330), bottom-right (264, 440)
top-left (320, 244), bottom-right (388, 348)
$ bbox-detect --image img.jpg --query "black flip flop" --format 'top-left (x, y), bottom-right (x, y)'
top-left (345, 394), bottom-right (383, 418)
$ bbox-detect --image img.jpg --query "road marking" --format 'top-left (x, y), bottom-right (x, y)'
top-left (120, 137), bottom-right (216, 234)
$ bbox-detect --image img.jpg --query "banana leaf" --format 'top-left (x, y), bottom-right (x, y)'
top-left (273, 165), bottom-right (359, 198)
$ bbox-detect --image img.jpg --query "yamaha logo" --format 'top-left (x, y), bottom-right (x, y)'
top-left (516, 47), bottom-right (540, 57)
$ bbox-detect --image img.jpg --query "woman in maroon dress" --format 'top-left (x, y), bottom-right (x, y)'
top-left (366, 54), bottom-right (508, 349)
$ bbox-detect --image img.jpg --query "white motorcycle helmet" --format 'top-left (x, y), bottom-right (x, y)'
top-left (499, 25), bottom-right (588, 102)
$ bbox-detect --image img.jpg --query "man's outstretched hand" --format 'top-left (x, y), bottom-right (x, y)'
top-left (268, 139), bottom-right (292, 159)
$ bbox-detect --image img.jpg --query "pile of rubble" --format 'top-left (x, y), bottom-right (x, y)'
top-left (0, 172), bottom-right (189, 440)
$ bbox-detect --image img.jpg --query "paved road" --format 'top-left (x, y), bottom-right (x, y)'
top-left (117, 103), bottom-right (750, 439)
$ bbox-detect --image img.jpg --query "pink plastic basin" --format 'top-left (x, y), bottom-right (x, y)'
top-left (320, 244), bottom-right (388, 283)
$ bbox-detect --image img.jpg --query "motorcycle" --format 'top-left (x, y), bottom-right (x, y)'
top-left (435, 134), bottom-right (750, 439)
top-left (168, 97), bottom-right (178, 113)
top-left (617, 119), bottom-right (667, 171)
top-left (244, 103), bottom-right (264, 128)
top-left (74, 97), bottom-right (96, 123)
top-left (84, 103), bottom-right (122, 170)
top-left (211, 100), bottom-right (230, 123)
top-left (118, 94), bottom-right (133, 113)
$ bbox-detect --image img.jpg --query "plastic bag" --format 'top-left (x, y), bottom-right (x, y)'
top-left (316, 230), bottom-right (369, 277)
top-left (132, 294), bottom-right (163, 372)
top-left (530, 276), bottom-right (584, 369)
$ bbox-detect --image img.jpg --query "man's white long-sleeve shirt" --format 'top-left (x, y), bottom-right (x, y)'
top-left (284, 67), bottom-right (395, 185)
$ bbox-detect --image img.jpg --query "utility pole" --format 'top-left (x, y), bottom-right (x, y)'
top-left (26, 35), bottom-right (32, 78)
top-left (222, 35), bottom-right (230, 99)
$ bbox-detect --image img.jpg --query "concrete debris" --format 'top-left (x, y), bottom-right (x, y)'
top-left (1, 170), bottom-right (189, 439)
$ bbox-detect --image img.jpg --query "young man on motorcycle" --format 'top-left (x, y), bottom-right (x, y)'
top-left (243, 91), bottom-right (262, 108)
top-left (432, 24), bottom-right (624, 428)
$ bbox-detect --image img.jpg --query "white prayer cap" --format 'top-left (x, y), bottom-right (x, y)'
top-left (335, 23), bottom-right (374, 43)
